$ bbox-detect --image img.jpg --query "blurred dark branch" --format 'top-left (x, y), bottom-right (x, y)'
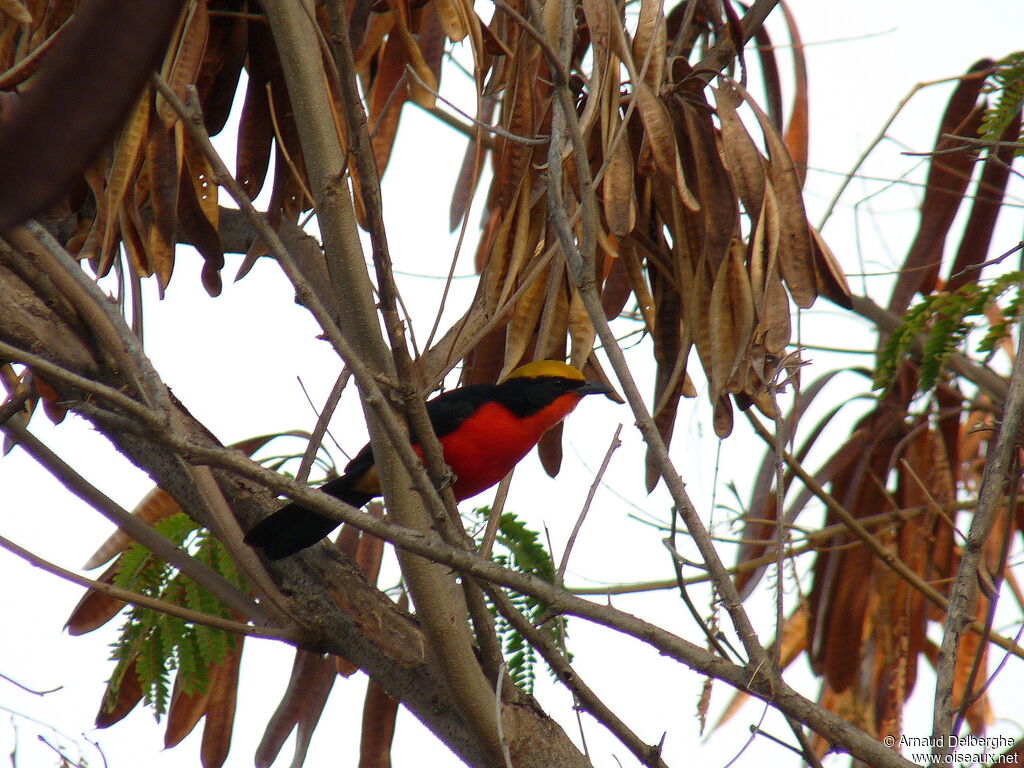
top-left (695, 0), bottom-right (781, 76)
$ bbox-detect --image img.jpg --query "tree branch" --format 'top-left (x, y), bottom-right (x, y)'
top-left (933, 295), bottom-right (1024, 753)
top-left (1, 419), bottom-right (258, 622)
top-left (0, 534), bottom-right (298, 643)
top-left (524, 0), bottom-right (774, 684)
top-left (320, 4), bottom-right (509, 758)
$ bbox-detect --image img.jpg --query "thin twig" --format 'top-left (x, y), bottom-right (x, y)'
top-left (0, 534), bottom-right (299, 642)
top-left (556, 424), bottom-right (621, 583)
top-left (0, 671), bottom-right (60, 696)
top-left (663, 536), bottom-right (739, 662)
top-left (817, 72), bottom-right (988, 229)
top-left (478, 473), bottom-right (514, 561)
top-left (406, 67), bottom-right (543, 147)
top-left (694, 0), bottom-right (780, 76)
top-left (570, 504), bottom-right (936, 594)
top-left (768, 385), bottom-right (788, 674)
top-left (3, 419), bottom-right (258, 621)
top-left (183, 453), bottom-right (294, 623)
top-left (850, 294), bottom-right (1009, 403)
top-left (493, 664), bottom-right (514, 768)
top-left (264, 82), bottom-right (315, 207)
top-left (37, 735), bottom-right (89, 768)
top-left (484, 583), bottom-right (670, 768)
top-left (296, 367), bottom-right (351, 484)
top-left (0, 340), bottom-right (164, 426)
top-left (904, 131), bottom-right (1024, 156)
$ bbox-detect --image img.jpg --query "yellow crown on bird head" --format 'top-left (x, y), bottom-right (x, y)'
top-left (499, 360), bottom-right (585, 384)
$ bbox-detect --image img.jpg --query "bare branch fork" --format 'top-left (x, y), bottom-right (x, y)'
top-left (524, 0), bottom-right (771, 677)
top-left (505, 1), bottom-right (924, 765)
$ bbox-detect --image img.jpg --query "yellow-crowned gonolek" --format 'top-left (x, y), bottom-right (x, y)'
top-left (244, 360), bottom-right (614, 559)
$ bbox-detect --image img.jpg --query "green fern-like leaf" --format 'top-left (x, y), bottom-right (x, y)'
top-left (875, 273), bottom-right (1023, 397)
top-left (918, 295), bottom-right (970, 392)
top-left (470, 508), bottom-right (566, 695)
top-left (494, 513), bottom-right (555, 584)
top-left (979, 285), bottom-right (1022, 355)
top-left (103, 513), bottom-right (244, 719)
top-left (981, 52), bottom-right (1024, 154)
top-left (874, 299), bottom-right (934, 391)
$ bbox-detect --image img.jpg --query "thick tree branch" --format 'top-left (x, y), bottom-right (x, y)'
top-left (318, 8), bottom-right (508, 758)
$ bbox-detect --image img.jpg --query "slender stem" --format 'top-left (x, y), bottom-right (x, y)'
top-left (556, 424), bottom-right (622, 583)
top-left (296, 367), bottom-right (351, 484)
top-left (3, 419), bottom-right (258, 621)
top-left (0, 534), bottom-right (299, 643)
top-left (484, 583), bottom-right (670, 768)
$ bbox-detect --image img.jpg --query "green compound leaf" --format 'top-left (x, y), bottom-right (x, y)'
top-left (471, 507), bottom-right (567, 695)
top-left (104, 514), bottom-right (244, 720)
top-left (875, 272), bottom-right (1023, 397)
top-left (980, 52), bottom-right (1024, 155)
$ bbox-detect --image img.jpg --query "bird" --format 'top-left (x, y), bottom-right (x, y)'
top-left (244, 360), bottom-right (615, 559)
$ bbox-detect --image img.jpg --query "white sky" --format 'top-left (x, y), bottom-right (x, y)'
top-left (2, 2), bottom-right (1024, 767)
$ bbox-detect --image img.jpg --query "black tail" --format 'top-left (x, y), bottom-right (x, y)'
top-left (243, 476), bottom-right (375, 560)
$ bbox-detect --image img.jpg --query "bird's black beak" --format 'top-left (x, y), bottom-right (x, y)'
top-left (578, 380), bottom-right (620, 402)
